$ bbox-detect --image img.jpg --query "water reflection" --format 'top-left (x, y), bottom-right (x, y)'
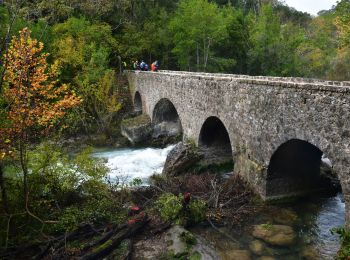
top-left (192, 193), bottom-right (344, 259)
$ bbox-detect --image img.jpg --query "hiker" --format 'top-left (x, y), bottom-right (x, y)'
top-left (140, 60), bottom-right (146, 71)
top-left (151, 60), bottom-right (159, 72)
top-left (133, 60), bottom-right (139, 70)
top-left (144, 63), bottom-right (149, 71)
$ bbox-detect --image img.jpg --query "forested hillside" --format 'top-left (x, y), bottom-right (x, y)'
top-left (1, 0), bottom-right (350, 80)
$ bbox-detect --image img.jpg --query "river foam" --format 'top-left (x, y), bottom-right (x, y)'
top-left (93, 145), bottom-right (175, 184)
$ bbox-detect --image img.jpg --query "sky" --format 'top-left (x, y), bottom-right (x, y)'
top-left (283, 0), bottom-right (338, 16)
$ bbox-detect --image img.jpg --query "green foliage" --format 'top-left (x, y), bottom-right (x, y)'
top-left (155, 193), bottom-right (183, 222)
top-left (51, 17), bottom-right (123, 135)
top-left (260, 223), bottom-right (273, 230)
top-left (0, 142), bottom-right (129, 247)
top-left (187, 199), bottom-right (207, 224)
top-left (180, 231), bottom-right (197, 247)
top-left (155, 193), bottom-right (207, 225)
top-left (331, 227), bottom-right (350, 259)
top-left (168, 0), bottom-right (230, 71)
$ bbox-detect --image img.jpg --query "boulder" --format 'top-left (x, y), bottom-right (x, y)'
top-left (252, 224), bottom-right (296, 247)
top-left (259, 256), bottom-right (276, 260)
top-left (120, 115), bottom-right (152, 145)
top-left (162, 142), bottom-right (203, 176)
top-left (269, 207), bottom-right (298, 225)
top-left (164, 225), bottom-right (219, 259)
top-left (300, 246), bottom-right (319, 260)
top-left (249, 240), bottom-right (265, 255)
top-left (220, 249), bottom-right (251, 260)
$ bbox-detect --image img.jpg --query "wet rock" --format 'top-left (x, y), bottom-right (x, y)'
top-left (164, 225), bottom-right (219, 259)
top-left (300, 246), bottom-right (319, 260)
top-left (270, 207), bottom-right (298, 225)
top-left (259, 256), bottom-right (276, 260)
top-left (252, 224), bottom-right (296, 246)
top-left (162, 142), bottom-right (203, 176)
top-left (153, 121), bottom-right (182, 139)
top-left (133, 225), bottom-right (219, 259)
top-left (249, 240), bottom-right (265, 255)
top-left (120, 114), bottom-right (152, 145)
top-left (220, 249), bottom-right (251, 260)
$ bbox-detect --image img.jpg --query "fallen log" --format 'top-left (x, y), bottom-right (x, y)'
top-left (80, 215), bottom-right (149, 260)
top-left (81, 223), bottom-right (128, 253)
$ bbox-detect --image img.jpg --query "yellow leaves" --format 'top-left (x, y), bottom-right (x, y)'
top-left (1, 27), bottom-right (82, 151)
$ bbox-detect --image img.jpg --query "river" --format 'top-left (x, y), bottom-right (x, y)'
top-left (93, 145), bottom-right (345, 259)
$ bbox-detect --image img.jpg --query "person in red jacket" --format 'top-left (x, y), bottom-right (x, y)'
top-left (151, 60), bottom-right (159, 72)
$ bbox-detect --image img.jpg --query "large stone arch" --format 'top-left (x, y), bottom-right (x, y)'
top-left (152, 98), bottom-right (183, 139)
top-left (198, 116), bottom-right (233, 166)
top-left (266, 138), bottom-right (338, 199)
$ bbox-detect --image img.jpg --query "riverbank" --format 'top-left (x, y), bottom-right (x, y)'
top-left (0, 139), bottom-right (346, 259)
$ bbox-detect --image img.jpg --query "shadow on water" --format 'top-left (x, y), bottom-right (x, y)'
top-left (192, 191), bottom-right (345, 259)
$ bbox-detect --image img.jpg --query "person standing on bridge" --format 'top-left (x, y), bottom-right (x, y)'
top-left (151, 60), bottom-right (159, 72)
top-left (140, 60), bottom-right (146, 71)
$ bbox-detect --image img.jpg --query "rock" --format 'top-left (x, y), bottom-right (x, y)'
top-left (270, 207), bottom-right (298, 225)
top-left (133, 226), bottom-right (217, 259)
top-left (249, 240), bottom-right (265, 255)
top-left (252, 224), bottom-right (296, 246)
top-left (120, 114), bottom-right (152, 145)
top-left (259, 256), bottom-right (276, 260)
top-left (153, 121), bottom-right (182, 139)
top-left (220, 249), bottom-right (251, 260)
top-left (162, 142), bottom-right (203, 176)
top-left (300, 246), bottom-right (319, 260)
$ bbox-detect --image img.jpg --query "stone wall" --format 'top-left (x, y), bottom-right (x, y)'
top-left (126, 70), bottom-right (350, 223)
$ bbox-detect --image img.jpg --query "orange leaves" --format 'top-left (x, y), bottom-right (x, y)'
top-left (1, 28), bottom-right (81, 161)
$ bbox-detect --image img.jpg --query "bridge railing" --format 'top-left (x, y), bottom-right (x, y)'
top-left (157, 70), bottom-right (350, 87)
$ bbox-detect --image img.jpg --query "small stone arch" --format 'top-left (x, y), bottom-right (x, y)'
top-left (266, 139), bottom-right (339, 199)
top-left (198, 116), bottom-right (233, 166)
top-left (152, 98), bottom-right (183, 138)
top-left (134, 91), bottom-right (142, 113)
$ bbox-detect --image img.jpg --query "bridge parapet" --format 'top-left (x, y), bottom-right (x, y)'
top-left (159, 70), bottom-right (350, 87)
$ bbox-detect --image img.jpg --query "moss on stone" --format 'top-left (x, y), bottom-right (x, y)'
top-left (121, 114), bottom-right (151, 128)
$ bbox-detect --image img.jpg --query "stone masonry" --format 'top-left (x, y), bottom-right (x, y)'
top-left (126, 70), bottom-right (350, 224)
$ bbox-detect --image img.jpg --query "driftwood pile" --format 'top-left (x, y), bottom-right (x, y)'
top-left (1, 213), bottom-right (149, 260)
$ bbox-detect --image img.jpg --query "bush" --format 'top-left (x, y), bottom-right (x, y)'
top-left (331, 227), bottom-right (350, 259)
top-left (155, 193), bottom-right (183, 223)
top-left (155, 193), bottom-right (207, 225)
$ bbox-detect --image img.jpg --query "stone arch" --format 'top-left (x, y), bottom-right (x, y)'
top-left (134, 91), bottom-right (142, 113)
top-left (266, 139), bottom-right (339, 199)
top-left (152, 98), bottom-right (183, 138)
top-left (198, 116), bottom-right (233, 166)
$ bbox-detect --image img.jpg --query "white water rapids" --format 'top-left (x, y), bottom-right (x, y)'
top-left (93, 145), bottom-right (175, 184)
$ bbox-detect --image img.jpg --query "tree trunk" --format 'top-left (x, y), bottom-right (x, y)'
top-left (196, 43), bottom-right (200, 72)
top-left (0, 163), bottom-right (9, 214)
top-left (204, 39), bottom-right (211, 71)
top-left (19, 140), bottom-right (28, 208)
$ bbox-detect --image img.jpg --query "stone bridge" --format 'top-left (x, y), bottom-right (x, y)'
top-left (125, 70), bottom-right (350, 223)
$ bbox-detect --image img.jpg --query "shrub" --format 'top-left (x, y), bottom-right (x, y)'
top-left (155, 193), bottom-right (183, 223)
top-left (155, 193), bottom-right (207, 225)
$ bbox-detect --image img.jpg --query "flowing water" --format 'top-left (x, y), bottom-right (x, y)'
top-left (94, 146), bottom-right (345, 259)
top-left (93, 145), bottom-right (175, 184)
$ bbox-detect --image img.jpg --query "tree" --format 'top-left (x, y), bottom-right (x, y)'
top-left (335, 0), bottom-right (350, 47)
top-left (52, 17), bottom-right (122, 135)
top-left (1, 28), bottom-right (81, 210)
top-left (247, 4), bottom-right (281, 75)
top-left (328, 0), bottom-right (350, 80)
top-left (168, 0), bottom-right (229, 71)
